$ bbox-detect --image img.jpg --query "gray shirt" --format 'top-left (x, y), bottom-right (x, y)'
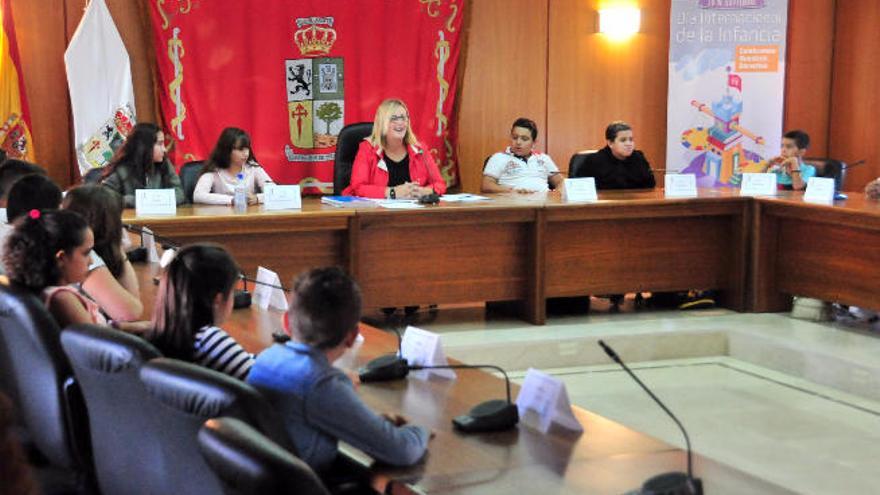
top-left (102, 160), bottom-right (185, 207)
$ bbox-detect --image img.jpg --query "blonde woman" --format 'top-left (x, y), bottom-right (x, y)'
top-left (343, 98), bottom-right (447, 199)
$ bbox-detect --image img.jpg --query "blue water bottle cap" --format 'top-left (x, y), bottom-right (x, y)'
top-left (237, 173), bottom-right (244, 180)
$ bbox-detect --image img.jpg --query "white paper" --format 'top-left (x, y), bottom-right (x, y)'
top-left (400, 326), bottom-right (456, 380)
top-left (516, 368), bottom-right (583, 434)
top-left (375, 201), bottom-right (425, 209)
top-left (0, 208), bottom-right (7, 224)
top-left (158, 247), bottom-right (177, 268)
top-left (135, 189), bottom-right (177, 216)
top-left (262, 184), bottom-right (302, 210)
top-left (739, 173), bottom-right (777, 197)
top-left (664, 174), bottom-right (698, 198)
top-left (252, 266), bottom-right (289, 311)
top-left (141, 227), bottom-right (160, 263)
top-left (440, 193), bottom-right (491, 203)
top-left (803, 177), bottom-right (836, 204)
top-left (563, 177), bottom-right (598, 202)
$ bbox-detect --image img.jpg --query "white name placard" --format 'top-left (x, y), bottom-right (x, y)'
top-left (516, 368), bottom-right (583, 434)
top-left (252, 266), bottom-right (289, 311)
top-left (135, 189), bottom-right (177, 216)
top-left (664, 174), bottom-right (698, 198)
top-left (563, 177), bottom-right (598, 203)
top-left (803, 177), bottom-right (836, 204)
top-left (401, 326), bottom-right (455, 380)
top-left (739, 173), bottom-right (777, 196)
top-left (262, 184), bottom-right (302, 210)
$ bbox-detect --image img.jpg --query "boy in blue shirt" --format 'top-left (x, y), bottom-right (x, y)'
top-left (764, 130), bottom-right (816, 191)
top-left (247, 267), bottom-right (430, 473)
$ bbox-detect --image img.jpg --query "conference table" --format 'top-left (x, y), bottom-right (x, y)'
top-left (133, 263), bottom-right (793, 494)
top-left (125, 189), bottom-right (880, 325)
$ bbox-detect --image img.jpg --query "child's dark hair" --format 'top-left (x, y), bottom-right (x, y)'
top-left (201, 127), bottom-right (258, 175)
top-left (62, 185), bottom-right (126, 278)
top-left (0, 159), bottom-right (45, 202)
top-left (151, 244), bottom-right (240, 360)
top-left (783, 130), bottom-right (810, 150)
top-left (289, 267), bottom-right (362, 349)
top-left (3, 209), bottom-right (88, 293)
top-left (605, 121), bottom-right (632, 142)
top-left (103, 123), bottom-right (171, 182)
top-left (511, 118), bottom-right (538, 141)
top-left (6, 175), bottom-right (62, 223)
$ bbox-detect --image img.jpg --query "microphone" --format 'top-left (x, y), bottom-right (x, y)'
top-left (122, 223), bottom-right (181, 249)
top-left (597, 340), bottom-right (703, 495)
top-left (408, 363), bottom-right (519, 433)
top-left (233, 273), bottom-right (293, 309)
top-left (357, 326), bottom-right (409, 383)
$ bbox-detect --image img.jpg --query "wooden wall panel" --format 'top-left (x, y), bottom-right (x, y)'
top-left (783, 0), bottom-right (835, 157)
top-left (456, 0), bottom-right (548, 193)
top-left (547, 0), bottom-right (671, 174)
top-left (829, 0), bottom-right (880, 191)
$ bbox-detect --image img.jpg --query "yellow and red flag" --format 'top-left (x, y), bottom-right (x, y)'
top-left (0, 0), bottom-right (34, 161)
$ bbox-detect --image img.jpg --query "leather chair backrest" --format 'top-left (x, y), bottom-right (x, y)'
top-left (567, 150), bottom-right (599, 178)
top-left (0, 284), bottom-right (89, 470)
top-left (180, 160), bottom-right (205, 204)
top-left (333, 122), bottom-right (372, 195)
top-left (139, 358), bottom-right (295, 495)
top-left (805, 157), bottom-right (847, 192)
top-left (61, 324), bottom-right (163, 495)
top-left (199, 417), bottom-right (329, 495)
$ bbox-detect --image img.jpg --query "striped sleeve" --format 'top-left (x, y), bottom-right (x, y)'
top-left (193, 326), bottom-right (255, 380)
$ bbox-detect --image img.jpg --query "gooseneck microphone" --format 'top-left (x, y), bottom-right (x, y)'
top-left (408, 363), bottom-right (519, 433)
top-left (357, 327), bottom-right (409, 383)
top-left (597, 340), bottom-right (702, 495)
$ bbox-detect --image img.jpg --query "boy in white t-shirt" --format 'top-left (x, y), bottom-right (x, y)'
top-left (482, 118), bottom-right (563, 193)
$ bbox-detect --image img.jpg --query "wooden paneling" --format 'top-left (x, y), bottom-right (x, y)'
top-left (783, 0), bottom-right (835, 157)
top-left (456, 0), bottom-right (548, 193)
top-left (829, 0), bottom-right (880, 191)
top-left (547, 0), bottom-right (671, 174)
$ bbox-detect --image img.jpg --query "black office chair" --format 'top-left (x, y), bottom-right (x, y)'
top-left (567, 150), bottom-right (599, 178)
top-left (0, 284), bottom-right (93, 485)
top-left (60, 324), bottom-right (163, 495)
top-left (199, 417), bottom-right (330, 495)
top-left (138, 358), bottom-right (295, 495)
top-left (805, 157), bottom-right (847, 193)
top-left (180, 160), bottom-right (204, 203)
top-left (333, 122), bottom-right (372, 195)
top-left (82, 166), bottom-right (105, 184)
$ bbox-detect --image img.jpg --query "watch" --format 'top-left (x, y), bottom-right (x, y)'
top-left (389, 188), bottom-right (396, 199)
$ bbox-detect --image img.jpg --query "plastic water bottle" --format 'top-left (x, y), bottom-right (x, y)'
top-left (233, 173), bottom-right (247, 213)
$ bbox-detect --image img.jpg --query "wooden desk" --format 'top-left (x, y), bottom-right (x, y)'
top-left (752, 193), bottom-right (880, 311)
top-left (134, 264), bottom-right (794, 494)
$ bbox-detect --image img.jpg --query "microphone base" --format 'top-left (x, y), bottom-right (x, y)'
top-left (127, 247), bottom-right (147, 263)
top-left (233, 290), bottom-right (252, 309)
top-left (452, 399), bottom-right (518, 433)
top-left (641, 472), bottom-right (702, 495)
top-left (358, 354), bottom-right (409, 383)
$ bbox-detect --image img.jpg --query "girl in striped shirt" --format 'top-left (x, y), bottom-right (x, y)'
top-left (150, 244), bottom-right (254, 380)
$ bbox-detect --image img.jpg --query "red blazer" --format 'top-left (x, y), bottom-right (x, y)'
top-left (343, 140), bottom-right (448, 198)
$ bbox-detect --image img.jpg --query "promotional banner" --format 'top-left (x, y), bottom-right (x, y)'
top-left (0, 0), bottom-right (34, 161)
top-left (149, 0), bottom-right (464, 193)
top-left (666, 0), bottom-right (788, 187)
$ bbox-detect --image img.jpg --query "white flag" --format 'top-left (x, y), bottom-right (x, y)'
top-left (64, 0), bottom-right (136, 177)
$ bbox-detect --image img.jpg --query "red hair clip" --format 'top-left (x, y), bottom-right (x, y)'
top-left (28, 209), bottom-right (41, 220)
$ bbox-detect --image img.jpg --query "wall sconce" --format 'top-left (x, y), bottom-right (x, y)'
top-left (598, 6), bottom-right (641, 40)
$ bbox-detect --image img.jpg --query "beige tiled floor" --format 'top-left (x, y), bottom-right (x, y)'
top-left (372, 300), bottom-right (880, 494)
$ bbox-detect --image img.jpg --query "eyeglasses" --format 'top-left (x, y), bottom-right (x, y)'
top-left (389, 115), bottom-right (409, 123)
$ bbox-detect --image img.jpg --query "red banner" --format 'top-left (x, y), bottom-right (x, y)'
top-left (149, 0), bottom-right (464, 193)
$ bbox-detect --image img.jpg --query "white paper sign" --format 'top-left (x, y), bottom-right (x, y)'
top-left (158, 247), bottom-right (177, 268)
top-left (516, 368), bottom-right (583, 434)
top-left (135, 189), bottom-right (177, 216)
top-left (740, 173), bottom-right (777, 196)
top-left (141, 227), bottom-right (160, 263)
top-left (563, 177), bottom-right (598, 202)
top-left (400, 326), bottom-right (456, 380)
top-left (803, 177), bottom-right (836, 204)
top-left (252, 266), bottom-right (289, 311)
top-left (0, 208), bottom-right (7, 224)
top-left (664, 174), bottom-right (698, 198)
top-left (262, 184), bottom-right (302, 210)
